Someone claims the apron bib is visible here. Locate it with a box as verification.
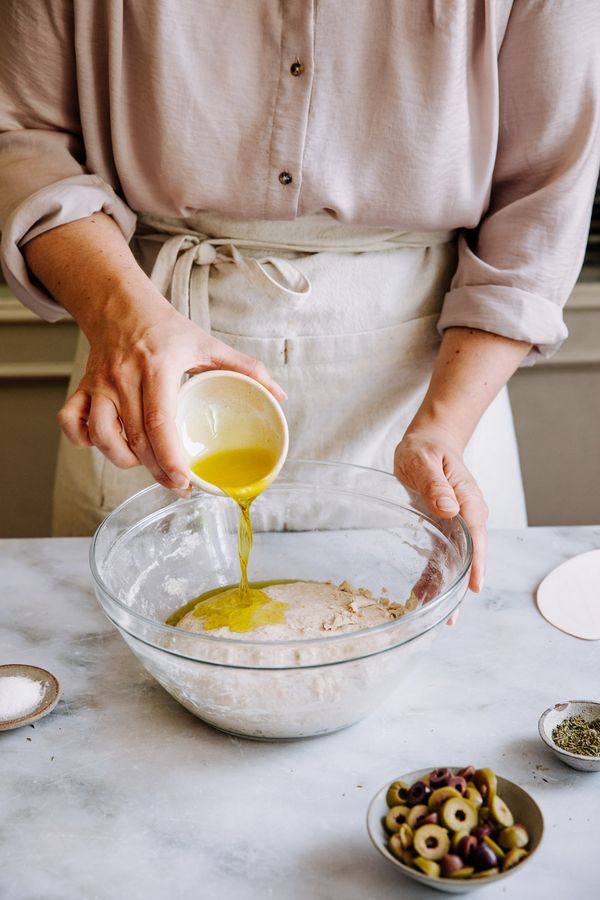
[52,212,527,534]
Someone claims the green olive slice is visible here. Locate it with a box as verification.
[428,786,462,811]
[503,848,529,871]
[471,867,500,879]
[490,794,514,828]
[397,823,414,850]
[463,785,483,809]
[440,796,478,833]
[413,857,441,878]
[389,829,414,861]
[498,824,529,849]
[449,867,475,879]
[384,804,411,833]
[386,780,411,807]
[407,804,430,830]
[474,768,497,803]
[451,829,469,851]
[483,835,506,860]
[413,824,450,861]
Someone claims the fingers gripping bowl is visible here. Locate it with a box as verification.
[90,460,472,740]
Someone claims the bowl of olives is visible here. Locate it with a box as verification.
[366,766,543,893]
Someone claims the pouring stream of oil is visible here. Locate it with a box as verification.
[167,447,289,633]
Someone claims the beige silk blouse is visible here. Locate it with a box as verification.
[0,1,599,360]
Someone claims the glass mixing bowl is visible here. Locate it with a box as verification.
[90,460,472,740]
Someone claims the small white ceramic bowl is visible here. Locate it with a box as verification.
[0,664,60,731]
[175,371,288,495]
[538,700,600,772]
[367,767,543,894]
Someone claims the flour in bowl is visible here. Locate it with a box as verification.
[175,580,416,639]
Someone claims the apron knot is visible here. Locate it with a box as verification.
[195,241,218,265]
[148,231,312,332]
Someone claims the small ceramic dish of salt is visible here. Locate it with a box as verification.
[0,664,60,731]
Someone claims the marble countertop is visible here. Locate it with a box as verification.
[1,528,599,900]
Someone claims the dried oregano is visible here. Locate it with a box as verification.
[552,715,600,756]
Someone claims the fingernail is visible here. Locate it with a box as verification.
[437,497,459,512]
[170,474,189,490]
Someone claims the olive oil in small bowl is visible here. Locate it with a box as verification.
[168,445,290,633]
[174,371,289,635]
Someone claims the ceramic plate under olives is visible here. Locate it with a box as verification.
[366,767,544,894]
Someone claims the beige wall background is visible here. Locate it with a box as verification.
[1,275,599,537]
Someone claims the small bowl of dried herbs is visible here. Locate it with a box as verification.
[538,701,600,772]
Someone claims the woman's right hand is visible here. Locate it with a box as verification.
[23,212,285,492]
[58,296,285,492]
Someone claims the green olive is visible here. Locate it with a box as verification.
[400,848,416,866]
[407,804,430,830]
[386,780,411,808]
[397,823,414,850]
[498,824,529,849]
[478,806,491,825]
[413,824,450,861]
[482,835,506,861]
[490,794,514,828]
[389,833,404,860]
[385,805,411,833]
[440,796,478,833]
[474,768,497,803]
[389,827,414,860]
[413,857,441,878]
[471,868,500,879]
[463,785,483,809]
[428,786,462,811]
[451,829,469,851]
[503,848,528,871]
[449,867,475,879]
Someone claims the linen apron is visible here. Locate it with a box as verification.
[52,212,527,535]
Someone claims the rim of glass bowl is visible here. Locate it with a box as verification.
[89,458,473,650]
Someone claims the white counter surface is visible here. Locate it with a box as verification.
[1,529,599,900]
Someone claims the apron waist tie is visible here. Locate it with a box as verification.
[148,232,312,330]
[142,219,456,332]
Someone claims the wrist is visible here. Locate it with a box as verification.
[404,402,471,453]
[23,211,176,339]
[74,275,174,342]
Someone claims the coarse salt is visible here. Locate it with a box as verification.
[0,676,43,720]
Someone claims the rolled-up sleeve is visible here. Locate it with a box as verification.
[0,1,136,322]
[438,1,600,364]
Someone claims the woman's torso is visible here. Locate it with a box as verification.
[74,0,514,228]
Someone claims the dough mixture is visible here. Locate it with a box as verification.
[175,580,415,640]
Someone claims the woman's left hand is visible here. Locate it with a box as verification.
[394,429,488,593]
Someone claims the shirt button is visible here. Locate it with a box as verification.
[290,60,304,77]
[279,171,293,186]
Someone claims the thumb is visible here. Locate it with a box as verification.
[396,448,460,518]
[207,339,287,402]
